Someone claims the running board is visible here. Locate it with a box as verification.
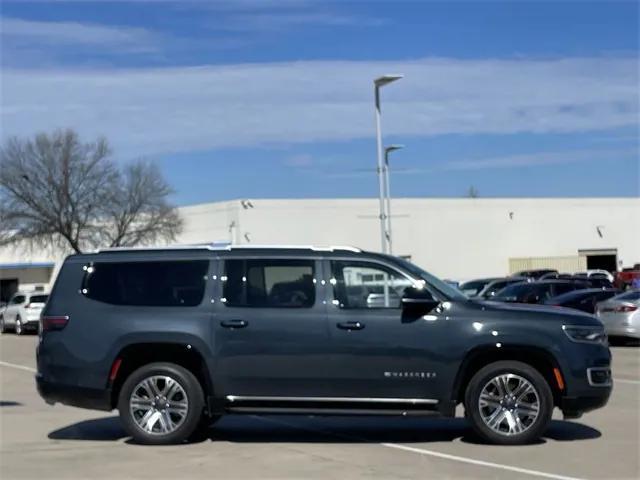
[224,395,440,416]
[226,406,441,416]
[226,395,438,404]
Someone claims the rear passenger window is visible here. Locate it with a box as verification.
[82,261,209,307]
[222,259,315,308]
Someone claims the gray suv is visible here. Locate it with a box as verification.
[37,245,612,445]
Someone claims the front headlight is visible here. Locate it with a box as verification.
[563,325,607,344]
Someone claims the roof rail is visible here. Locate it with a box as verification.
[95,244,361,253]
[95,245,223,253]
[225,245,361,252]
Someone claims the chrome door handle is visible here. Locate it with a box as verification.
[220,319,248,329]
[337,321,365,331]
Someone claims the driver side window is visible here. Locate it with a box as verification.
[330,261,413,309]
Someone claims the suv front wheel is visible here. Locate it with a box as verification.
[118,362,205,445]
[464,360,553,445]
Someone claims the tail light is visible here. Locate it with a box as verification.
[41,315,69,332]
[615,305,638,313]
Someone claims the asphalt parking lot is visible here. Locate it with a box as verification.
[1,335,638,480]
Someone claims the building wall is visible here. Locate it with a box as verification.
[1,197,638,287]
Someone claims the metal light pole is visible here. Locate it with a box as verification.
[384,144,404,255]
[374,74,403,254]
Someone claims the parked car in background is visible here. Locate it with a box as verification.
[543,288,620,314]
[512,269,558,279]
[574,270,615,283]
[0,292,49,335]
[476,277,530,299]
[596,290,640,340]
[493,280,590,304]
[459,277,500,296]
[615,265,640,290]
[539,272,575,280]
[584,276,614,289]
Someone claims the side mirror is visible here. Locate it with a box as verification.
[402,287,440,315]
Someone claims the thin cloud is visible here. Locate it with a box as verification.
[222,12,385,31]
[0,17,160,52]
[444,147,638,171]
[2,57,638,157]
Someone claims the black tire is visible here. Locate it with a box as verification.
[15,316,24,336]
[118,362,205,445]
[464,360,553,445]
[0,316,7,334]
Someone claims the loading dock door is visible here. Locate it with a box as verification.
[578,249,618,273]
[0,279,18,304]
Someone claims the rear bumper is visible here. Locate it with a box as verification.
[36,374,113,411]
[605,325,640,339]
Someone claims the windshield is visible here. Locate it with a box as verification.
[393,257,468,301]
[493,283,539,300]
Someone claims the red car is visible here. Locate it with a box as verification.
[615,264,640,289]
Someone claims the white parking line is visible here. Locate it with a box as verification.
[254,416,585,480]
[380,442,585,480]
[614,378,640,385]
[0,361,36,373]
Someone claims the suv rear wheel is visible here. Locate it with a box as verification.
[464,360,553,445]
[118,362,205,445]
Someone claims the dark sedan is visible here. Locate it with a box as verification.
[476,277,530,299]
[512,269,558,279]
[459,277,500,296]
[543,288,621,314]
[492,280,591,304]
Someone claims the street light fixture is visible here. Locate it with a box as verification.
[384,144,404,254]
[374,74,403,254]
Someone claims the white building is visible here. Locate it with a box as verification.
[1,197,638,301]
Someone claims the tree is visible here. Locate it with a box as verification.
[0,129,183,253]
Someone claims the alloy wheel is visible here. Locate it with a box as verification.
[478,373,540,436]
[15,318,22,335]
[129,375,189,435]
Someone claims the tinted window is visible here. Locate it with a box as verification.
[460,279,492,296]
[223,259,315,308]
[11,295,25,305]
[616,290,640,301]
[83,261,209,307]
[29,295,48,304]
[553,283,578,296]
[331,261,414,309]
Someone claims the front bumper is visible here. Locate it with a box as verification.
[561,390,611,418]
[36,374,113,411]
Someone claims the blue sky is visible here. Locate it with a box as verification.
[1,0,638,204]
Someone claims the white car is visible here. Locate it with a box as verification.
[575,269,615,283]
[595,290,640,340]
[0,292,49,335]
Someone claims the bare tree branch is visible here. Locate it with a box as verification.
[0,129,182,253]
